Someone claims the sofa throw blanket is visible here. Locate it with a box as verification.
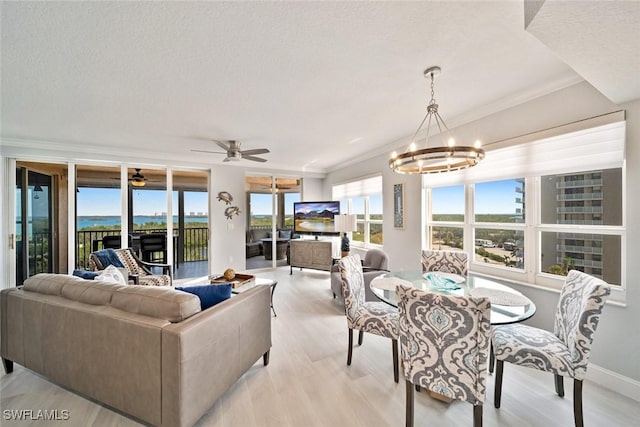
[93,249,124,268]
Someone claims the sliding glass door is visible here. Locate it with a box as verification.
[15,166,54,285]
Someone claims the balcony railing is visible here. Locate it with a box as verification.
[76,227,208,270]
[556,192,603,201]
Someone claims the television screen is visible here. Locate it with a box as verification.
[293,201,340,235]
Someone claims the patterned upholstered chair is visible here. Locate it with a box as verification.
[330,248,389,301]
[337,254,399,383]
[397,284,491,427]
[90,248,172,286]
[491,270,611,427]
[421,250,469,276]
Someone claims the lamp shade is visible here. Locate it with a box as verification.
[335,214,357,233]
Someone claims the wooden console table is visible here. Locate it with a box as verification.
[289,240,333,274]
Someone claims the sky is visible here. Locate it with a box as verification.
[432,179,521,214]
[77,188,208,216]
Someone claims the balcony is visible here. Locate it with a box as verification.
[556,244,603,255]
[556,179,603,188]
[556,192,603,201]
[556,206,603,214]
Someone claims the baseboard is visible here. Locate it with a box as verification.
[587,363,640,402]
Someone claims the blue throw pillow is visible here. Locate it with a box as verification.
[175,284,232,310]
[73,269,99,280]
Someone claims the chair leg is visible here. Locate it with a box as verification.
[392,338,399,383]
[473,404,483,427]
[358,330,364,346]
[489,343,494,374]
[555,374,565,397]
[263,350,270,366]
[347,328,354,366]
[574,379,584,427]
[405,379,414,427]
[494,360,504,408]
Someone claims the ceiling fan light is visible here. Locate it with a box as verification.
[131,179,145,187]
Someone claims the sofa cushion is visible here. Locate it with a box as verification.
[61,278,127,305]
[176,284,232,310]
[73,269,100,280]
[23,273,85,296]
[111,285,201,322]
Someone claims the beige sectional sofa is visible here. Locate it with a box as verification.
[0,273,272,427]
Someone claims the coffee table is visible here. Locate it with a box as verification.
[231,277,278,317]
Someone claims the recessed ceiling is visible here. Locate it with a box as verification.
[2,2,638,174]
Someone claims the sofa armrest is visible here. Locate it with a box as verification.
[161,285,271,427]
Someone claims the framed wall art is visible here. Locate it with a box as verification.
[393,183,405,229]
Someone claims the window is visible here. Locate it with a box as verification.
[474,179,525,270]
[428,185,464,250]
[423,117,625,297]
[332,175,383,247]
[539,168,622,285]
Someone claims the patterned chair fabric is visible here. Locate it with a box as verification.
[421,250,469,276]
[492,270,610,380]
[338,254,399,382]
[397,284,491,406]
[90,248,172,287]
[491,270,610,427]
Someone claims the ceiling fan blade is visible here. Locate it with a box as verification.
[241,148,270,156]
[242,155,268,163]
[223,157,231,162]
[190,149,227,154]
[214,140,231,151]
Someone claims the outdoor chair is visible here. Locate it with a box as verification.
[101,234,132,250]
[90,248,172,286]
[491,270,611,427]
[421,249,469,276]
[139,232,168,264]
[338,254,399,383]
[397,284,491,427]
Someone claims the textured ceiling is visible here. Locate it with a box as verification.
[1,1,638,174]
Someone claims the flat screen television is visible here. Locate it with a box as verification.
[293,201,340,236]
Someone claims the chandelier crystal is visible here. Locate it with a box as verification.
[389,66,485,174]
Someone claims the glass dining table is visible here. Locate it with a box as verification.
[370,271,536,325]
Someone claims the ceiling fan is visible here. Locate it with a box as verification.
[129,168,147,187]
[191,140,270,163]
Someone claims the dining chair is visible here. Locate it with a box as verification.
[331,248,389,301]
[421,249,469,276]
[491,270,611,427]
[397,284,491,427]
[337,254,399,383]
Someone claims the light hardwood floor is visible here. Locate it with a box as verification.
[2,267,639,426]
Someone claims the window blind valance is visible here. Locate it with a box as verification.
[423,120,625,188]
[332,175,382,199]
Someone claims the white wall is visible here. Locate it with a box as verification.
[325,81,640,386]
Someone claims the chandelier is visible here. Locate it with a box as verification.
[389,66,485,174]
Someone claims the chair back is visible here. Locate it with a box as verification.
[139,233,167,263]
[554,270,611,380]
[397,284,491,405]
[102,234,133,250]
[115,248,149,276]
[363,249,389,270]
[337,254,366,321]
[421,250,469,276]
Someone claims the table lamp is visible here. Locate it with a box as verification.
[335,214,357,257]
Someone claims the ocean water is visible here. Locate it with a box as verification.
[77,215,207,230]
